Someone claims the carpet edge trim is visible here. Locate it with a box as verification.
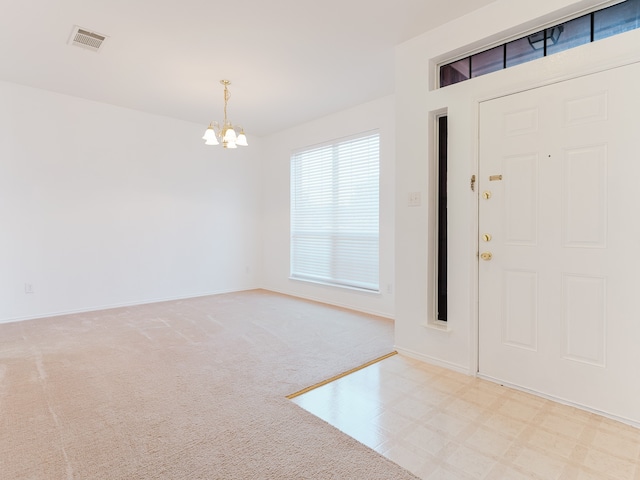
[286,351,398,399]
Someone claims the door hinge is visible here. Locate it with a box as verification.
[470,175,476,192]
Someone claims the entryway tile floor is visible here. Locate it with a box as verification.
[291,354,640,479]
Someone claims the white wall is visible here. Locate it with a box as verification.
[0,81,262,323]
[260,96,396,318]
[394,0,640,371]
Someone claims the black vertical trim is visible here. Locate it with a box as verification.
[437,116,448,322]
[591,12,595,42]
[503,43,507,69]
[543,28,548,56]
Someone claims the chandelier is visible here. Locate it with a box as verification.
[202,80,248,149]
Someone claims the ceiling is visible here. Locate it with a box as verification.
[0,0,497,137]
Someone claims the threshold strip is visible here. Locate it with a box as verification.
[286,351,398,400]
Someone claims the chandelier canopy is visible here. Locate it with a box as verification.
[202,80,248,149]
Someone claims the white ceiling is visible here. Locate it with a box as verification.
[0,0,497,137]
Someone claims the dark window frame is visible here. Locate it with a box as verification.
[439,0,640,88]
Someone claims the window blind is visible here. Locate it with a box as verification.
[290,132,380,291]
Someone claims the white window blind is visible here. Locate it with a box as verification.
[290,132,380,291]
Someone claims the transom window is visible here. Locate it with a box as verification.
[440,0,640,88]
[290,132,380,292]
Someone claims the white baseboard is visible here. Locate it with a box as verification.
[394,346,471,375]
[260,287,395,320]
[478,373,640,430]
[0,287,259,325]
[397,348,640,428]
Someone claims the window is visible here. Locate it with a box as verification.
[594,0,640,40]
[505,35,544,68]
[471,45,504,78]
[290,132,380,292]
[440,0,640,88]
[547,15,591,55]
[440,58,470,87]
[436,116,448,321]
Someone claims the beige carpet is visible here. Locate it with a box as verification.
[0,289,418,479]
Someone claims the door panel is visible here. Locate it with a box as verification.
[478,62,640,424]
[562,144,608,247]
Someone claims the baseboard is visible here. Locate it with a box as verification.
[394,346,471,375]
[478,373,640,430]
[0,286,260,325]
[260,287,395,320]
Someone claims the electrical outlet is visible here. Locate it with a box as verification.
[24,283,34,294]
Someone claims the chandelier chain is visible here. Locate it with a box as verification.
[223,85,230,124]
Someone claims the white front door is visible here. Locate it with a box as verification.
[478,62,640,424]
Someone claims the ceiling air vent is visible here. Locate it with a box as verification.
[68,26,108,52]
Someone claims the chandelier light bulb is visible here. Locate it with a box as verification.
[223,127,237,143]
[203,125,216,141]
[236,128,248,147]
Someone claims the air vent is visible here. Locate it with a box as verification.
[69,25,107,52]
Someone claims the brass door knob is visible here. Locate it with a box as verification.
[480,252,493,261]
[482,191,492,200]
[482,234,492,242]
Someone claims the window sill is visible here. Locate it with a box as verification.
[421,321,452,333]
[289,276,381,296]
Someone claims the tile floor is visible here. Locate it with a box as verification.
[291,354,640,480]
